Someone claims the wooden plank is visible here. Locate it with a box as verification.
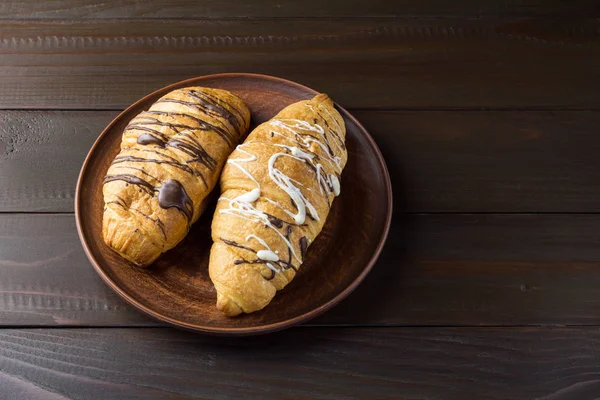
[2,1,403,18]
[3,213,600,327]
[0,214,156,326]
[328,213,600,326]
[1,0,597,18]
[4,110,600,213]
[0,111,111,212]
[0,18,598,109]
[360,110,600,213]
[0,327,599,399]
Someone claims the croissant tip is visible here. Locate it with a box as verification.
[102,215,161,267]
[312,93,332,105]
[216,293,243,317]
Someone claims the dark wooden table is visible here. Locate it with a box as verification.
[2,2,600,399]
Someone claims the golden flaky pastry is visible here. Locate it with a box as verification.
[210,93,348,316]
[103,87,250,266]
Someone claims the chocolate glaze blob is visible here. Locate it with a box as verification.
[158,179,194,222]
[104,174,195,224]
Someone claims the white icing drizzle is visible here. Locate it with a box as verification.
[247,234,272,252]
[234,187,260,203]
[305,137,343,170]
[268,151,319,224]
[312,102,346,150]
[220,197,301,263]
[257,250,279,262]
[275,143,338,197]
[247,234,281,263]
[320,103,344,132]
[219,105,344,271]
[264,197,297,220]
[272,130,342,173]
[266,263,279,273]
[331,173,341,196]
[288,145,313,160]
[227,145,262,202]
[270,120,343,172]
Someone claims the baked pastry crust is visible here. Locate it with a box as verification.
[103,87,251,267]
[210,94,347,316]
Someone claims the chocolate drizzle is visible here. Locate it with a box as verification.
[137,134,165,146]
[145,110,236,146]
[222,239,279,280]
[155,97,240,146]
[111,165,160,182]
[132,116,207,134]
[186,89,245,131]
[267,214,284,229]
[312,106,346,150]
[280,225,297,272]
[128,125,168,142]
[288,127,337,159]
[132,135,215,187]
[234,259,266,266]
[157,179,194,222]
[130,207,168,239]
[133,112,227,152]
[221,226,297,281]
[104,175,194,223]
[112,154,194,175]
[299,236,308,260]
[281,145,333,199]
[105,199,167,239]
[221,238,256,253]
[103,174,154,194]
[167,136,217,170]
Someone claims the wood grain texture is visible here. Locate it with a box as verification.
[326,213,600,326]
[4,213,600,327]
[0,111,109,212]
[362,110,600,213]
[0,0,599,19]
[1,327,600,399]
[0,18,599,109]
[4,110,600,213]
[1,0,400,18]
[0,214,155,326]
[1,0,598,18]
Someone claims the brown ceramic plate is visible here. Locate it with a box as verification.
[76,73,392,335]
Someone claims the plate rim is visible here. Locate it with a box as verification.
[75,72,393,335]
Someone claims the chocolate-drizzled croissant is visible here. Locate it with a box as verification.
[210,94,347,316]
[103,87,251,266]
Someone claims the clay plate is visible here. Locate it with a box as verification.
[75,73,392,335]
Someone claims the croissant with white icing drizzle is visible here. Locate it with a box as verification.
[210,93,348,316]
[103,87,251,266]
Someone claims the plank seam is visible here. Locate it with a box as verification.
[6,212,600,216]
[0,16,589,21]
[0,26,486,50]
[0,324,598,329]
[1,107,600,112]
